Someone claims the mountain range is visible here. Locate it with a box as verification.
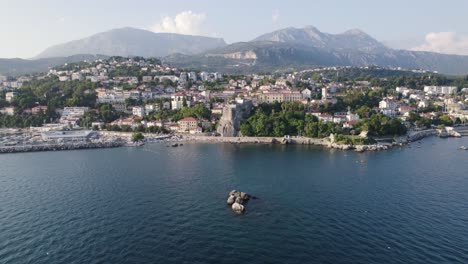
[2,26,468,76]
[166,26,468,75]
[34,27,226,59]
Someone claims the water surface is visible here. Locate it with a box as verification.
[1,137,467,263]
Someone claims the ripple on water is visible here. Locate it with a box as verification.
[0,138,468,263]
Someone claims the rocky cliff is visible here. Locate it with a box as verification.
[217,100,253,137]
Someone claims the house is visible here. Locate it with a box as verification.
[132,106,145,117]
[301,88,312,99]
[379,99,400,110]
[146,120,163,127]
[142,76,153,82]
[91,122,105,129]
[162,102,171,110]
[178,117,198,132]
[399,105,413,115]
[5,91,18,102]
[381,109,398,117]
[321,88,329,100]
[59,76,70,82]
[343,120,357,129]
[424,86,457,95]
[189,126,203,134]
[60,107,89,126]
[261,90,302,103]
[110,116,142,128]
[418,100,429,108]
[200,72,209,81]
[346,111,360,122]
[71,73,83,81]
[313,113,333,122]
[145,104,159,114]
[0,107,15,116]
[171,94,191,110]
[32,106,48,115]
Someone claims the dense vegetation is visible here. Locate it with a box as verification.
[240,102,407,140]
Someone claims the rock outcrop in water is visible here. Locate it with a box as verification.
[227,190,252,214]
[217,100,253,137]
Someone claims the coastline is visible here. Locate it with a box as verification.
[0,129,450,154]
[0,141,124,154]
[176,129,439,152]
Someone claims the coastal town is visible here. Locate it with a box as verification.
[0,57,467,153]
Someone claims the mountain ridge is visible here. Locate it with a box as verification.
[34,27,227,59]
[164,26,468,75]
[2,26,468,75]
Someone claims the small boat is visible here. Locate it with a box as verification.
[171,143,179,147]
[459,146,467,150]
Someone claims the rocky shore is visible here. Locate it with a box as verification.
[178,129,441,152]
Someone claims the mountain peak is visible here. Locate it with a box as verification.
[303,25,320,32]
[35,27,226,59]
[252,26,387,53]
[342,28,367,36]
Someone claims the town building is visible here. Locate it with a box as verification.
[171,94,191,110]
[5,91,18,102]
[178,117,200,133]
[132,106,145,117]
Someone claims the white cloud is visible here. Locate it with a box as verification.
[150,11,207,35]
[412,32,468,55]
[272,9,280,24]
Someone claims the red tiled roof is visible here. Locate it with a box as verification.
[179,117,197,122]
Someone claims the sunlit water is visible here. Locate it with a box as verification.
[1,137,467,263]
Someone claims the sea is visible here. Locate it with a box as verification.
[0,136,467,264]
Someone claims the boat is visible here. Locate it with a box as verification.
[171,143,179,147]
[459,146,467,150]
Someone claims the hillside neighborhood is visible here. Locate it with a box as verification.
[0,57,467,150]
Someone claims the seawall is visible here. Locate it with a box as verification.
[0,141,124,154]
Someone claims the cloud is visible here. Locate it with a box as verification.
[412,32,468,55]
[272,9,280,24]
[150,11,207,35]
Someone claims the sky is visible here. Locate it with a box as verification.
[1,0,468,58]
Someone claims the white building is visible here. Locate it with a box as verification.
[5,92,18,102]
[71,73,83,81]
[171,94,190,110]
[142,76,153,82]
[60,107,89,125]
[59,76,70,82]
[346,111,360,122]
[188,72,197,82]
[321,88,329,100]
[200,72,209,81]
[423,86,457,95]
[132,106,145,117]
[145,104,159,114]
[261,90,302,103]
[301,88,312,99]
[0,107,15,116]
[379,99,400,110]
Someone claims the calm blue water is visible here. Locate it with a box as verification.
[1,137,468,264]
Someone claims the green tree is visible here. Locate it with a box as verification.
[132,132,144,142]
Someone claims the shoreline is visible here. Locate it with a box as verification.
[0,129,458,154]
[0,141,124,154]
[174,129,440,152]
